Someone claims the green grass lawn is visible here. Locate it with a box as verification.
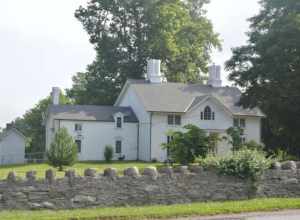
[0,161,161,180]
[0,198,300,220]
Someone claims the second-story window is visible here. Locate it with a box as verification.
[233,118,246,128]
[167,114,181,125]
[75,123,82,131]
[201,106,215,120]
[116,117,122,128]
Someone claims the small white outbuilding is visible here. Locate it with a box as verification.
[0,128,26,165]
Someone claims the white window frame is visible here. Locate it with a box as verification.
[167,114,181,126]
[233,118,246,128]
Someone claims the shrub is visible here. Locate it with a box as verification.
[104,145,114,163]
[198,149,273,181]
[47,128,78,171]
[243,140,264,151]
[162,124,213,165]
[224,127,244,151]
[197,154,221,170]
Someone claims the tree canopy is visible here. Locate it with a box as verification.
[13,92,71,158]
[67,0,220,105]
[226,0,300,156]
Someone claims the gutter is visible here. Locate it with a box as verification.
[149,112,153,161]
[137,123,140,161]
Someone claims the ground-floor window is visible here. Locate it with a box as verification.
[75,140,82,153]
[115,140,122,154]
[166,136,174,157]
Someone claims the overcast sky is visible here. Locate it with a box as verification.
[0,0,261,128]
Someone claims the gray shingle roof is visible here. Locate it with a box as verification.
[129,80,265,117]
[47,105,138,123]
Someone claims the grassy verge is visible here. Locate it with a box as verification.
[0,161,161,179]
[1,198,300,220]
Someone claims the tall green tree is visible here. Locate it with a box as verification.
[13,92,71,158]
[67,0,220,105]
[47,128,78,171]
[226,0,300,156]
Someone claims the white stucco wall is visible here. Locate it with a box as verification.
[47,120,138,161]
[118,86,151,161]
[0,131,25,165]
[149,99,262,161]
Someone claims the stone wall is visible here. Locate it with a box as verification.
[1,162,300,210]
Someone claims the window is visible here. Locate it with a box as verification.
[75,124,82,131]
[116,117,122,128]
[175,115,181,125]
[201,106,215,120]
[115,140,122,154]
[204,106,212,120]
[167,136,173,144]
[75,140,82,153]
[233,118,246,128]
[167,136,173,157]
[167,114,181,125]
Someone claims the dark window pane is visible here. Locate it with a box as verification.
[212,112,215,120]
[233,118,239,127]
[75,140,81,153]
[240,119,246,128]
[115,141,122,154]
[75,124,82,131]
[116,117,122,128]
[175,115,181,125]
[204,106,212,120]
[200,112,203,120]
[167,115,174,125]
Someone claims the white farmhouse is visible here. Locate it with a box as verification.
[0,128,26,165]
[45,60,265,162]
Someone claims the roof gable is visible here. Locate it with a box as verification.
[121,80,265,117]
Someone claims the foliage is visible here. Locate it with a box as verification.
[68,0,220,105]
[225,0,300,156]
[162,124,217,165]
[104,145,114,163]
[12,92,71,158]
[244,140,264,151]
[199,149,272,180]
[197,153,221,170]
[224,127,244,151]
[47,128,78,171]
[270,149,298,162]
[207,133,221,155]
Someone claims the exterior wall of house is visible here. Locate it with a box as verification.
[243,116,261,143]
[46,119,138,161]
[117,86,151,161]
[150,99,262,162]
[0,131,25,165]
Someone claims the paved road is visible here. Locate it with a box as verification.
[164,210,300,220]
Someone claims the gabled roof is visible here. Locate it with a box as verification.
[116,79,265,117]
[0,128,26,142]
[47,105,138,123]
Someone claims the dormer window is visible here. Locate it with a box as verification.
[116,117,122,128]
[201,106,215,120]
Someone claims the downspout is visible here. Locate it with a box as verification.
[149,112,153,161]
[137,123,140,161]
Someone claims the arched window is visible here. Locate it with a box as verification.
[201,106,215,120]
[204,106,212,120]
